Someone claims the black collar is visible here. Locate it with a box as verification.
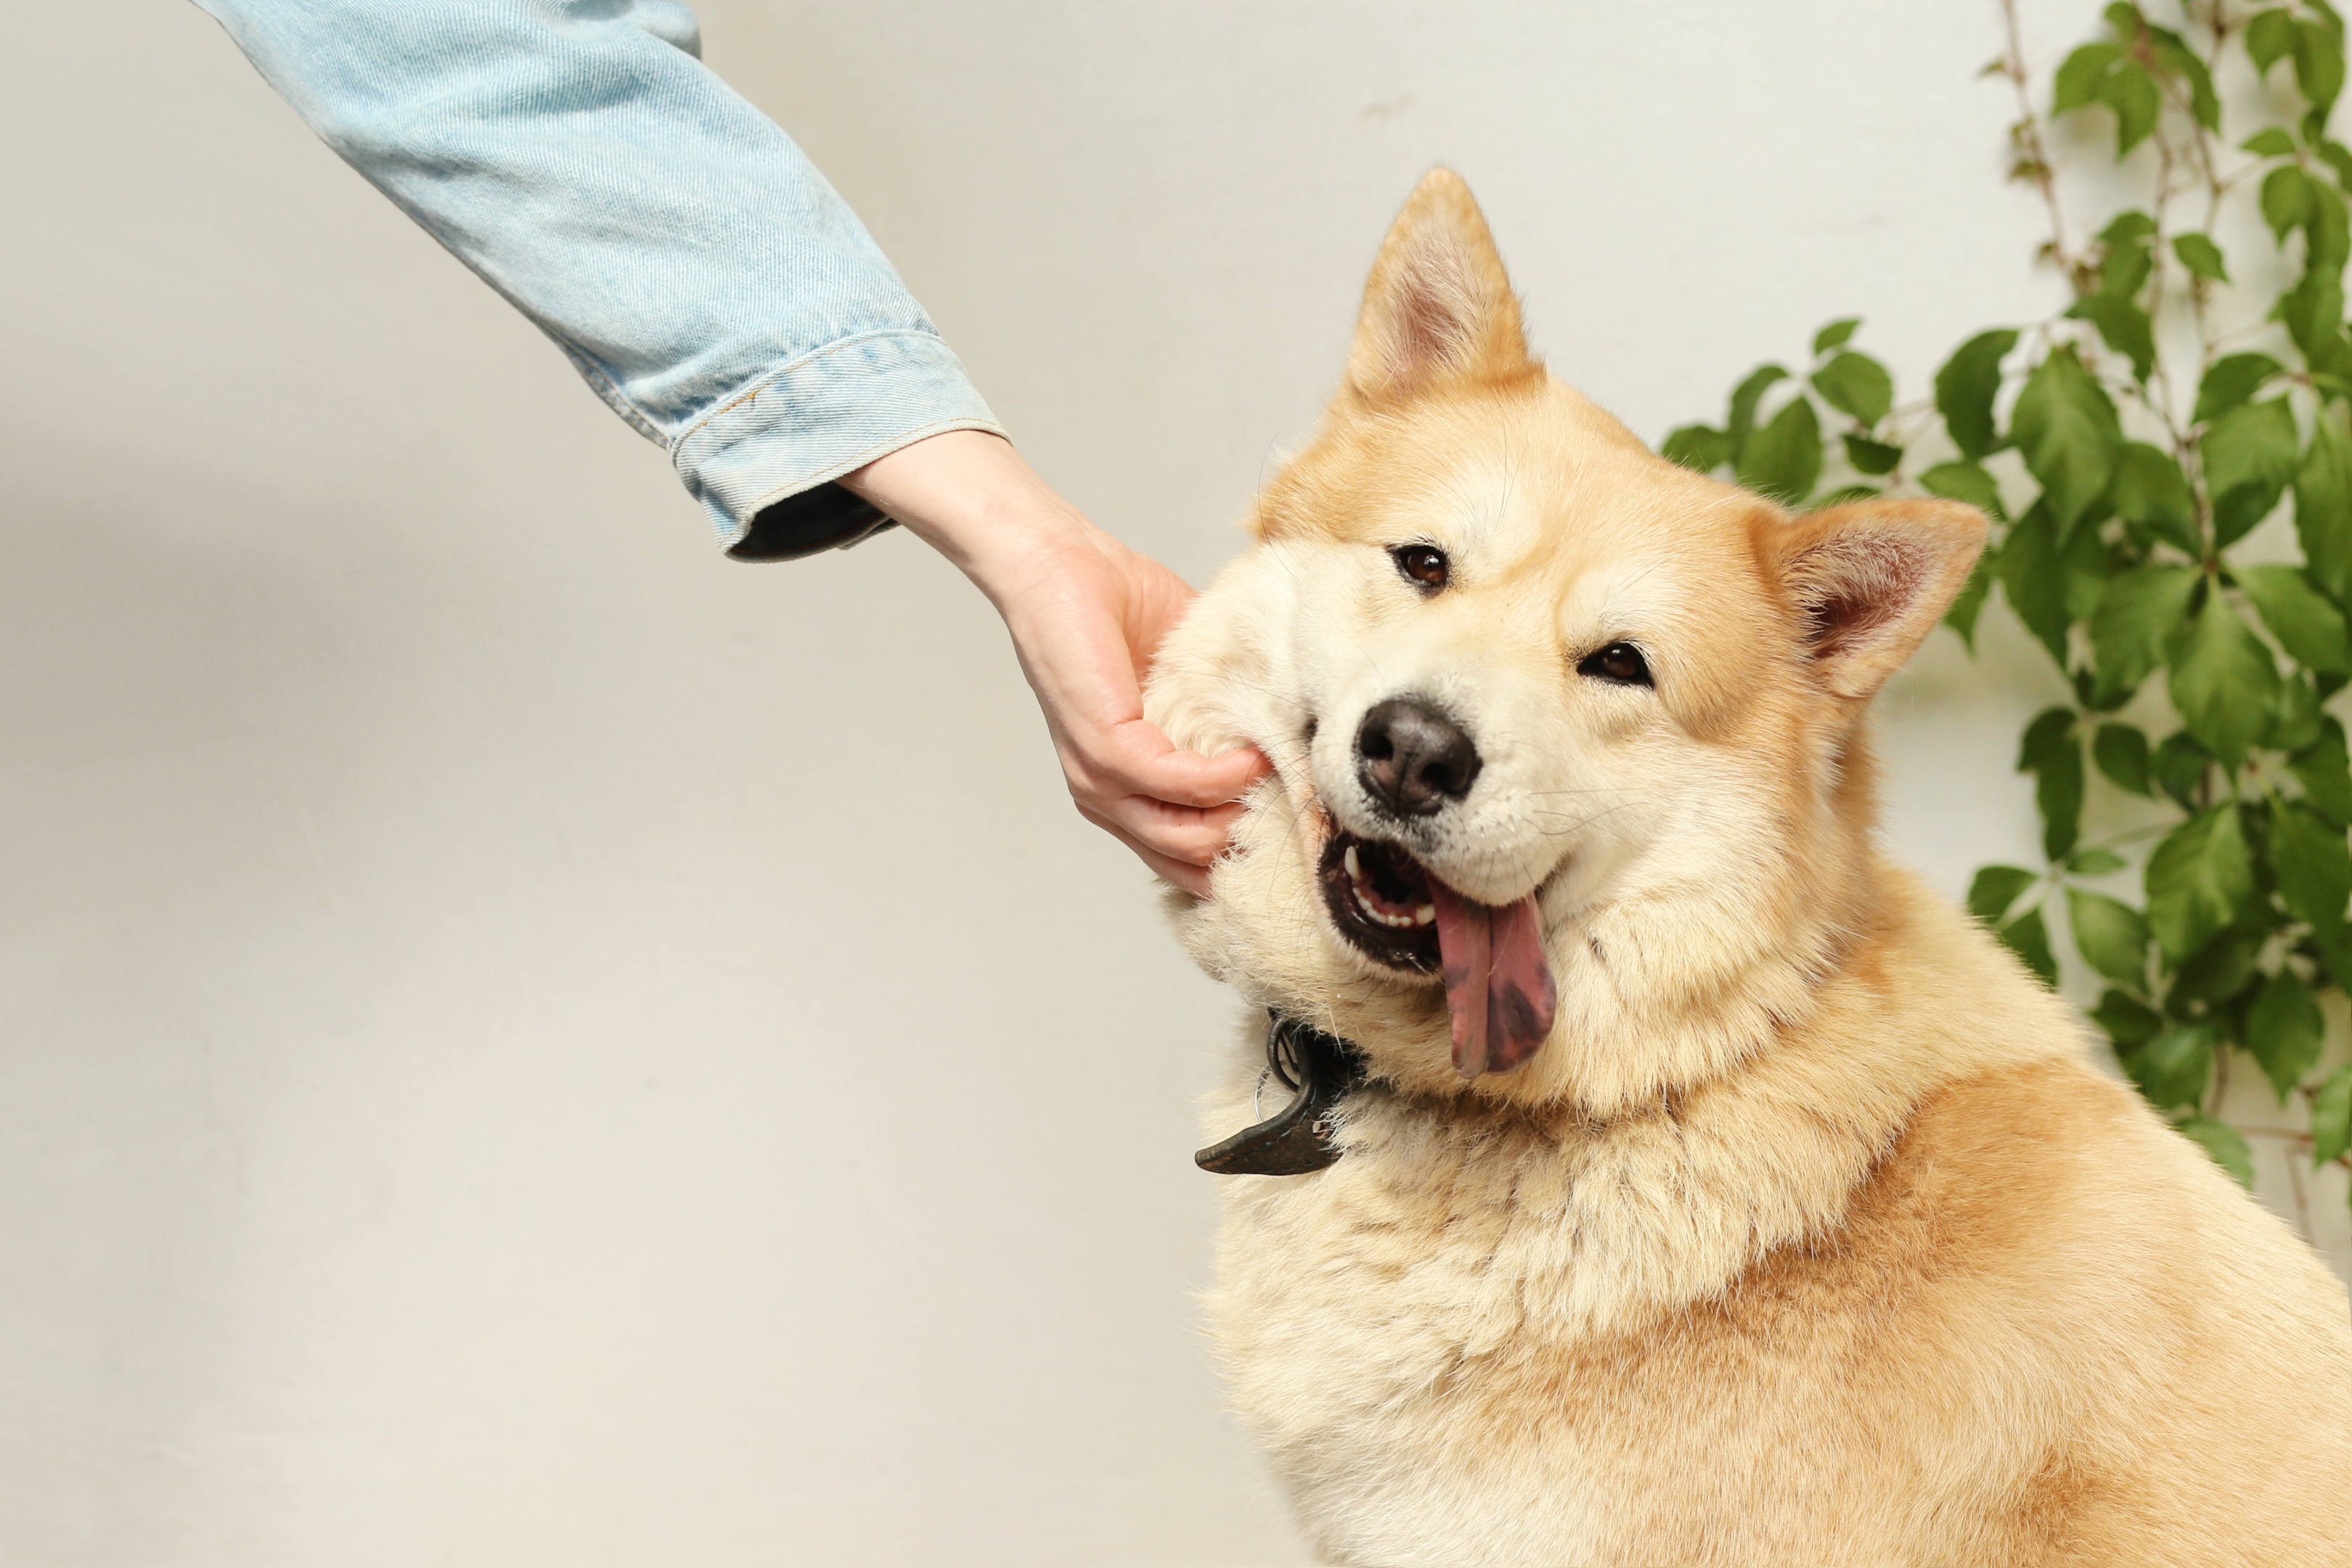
[1195,1010,1369,1176]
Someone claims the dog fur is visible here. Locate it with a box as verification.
[1143,170,2352,1566]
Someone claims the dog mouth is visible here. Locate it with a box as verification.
[1317,829,1559,1077]
[1318,831,1442,971]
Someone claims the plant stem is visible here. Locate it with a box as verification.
[2001,0,2086,288]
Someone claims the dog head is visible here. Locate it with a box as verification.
[1146,170,1985,1113]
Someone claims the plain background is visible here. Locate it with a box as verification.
[3,1,2345,1564]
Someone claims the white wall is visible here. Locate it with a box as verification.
[1,2,2338,1564]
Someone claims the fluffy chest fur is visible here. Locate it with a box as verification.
[1206,1028,2351,1568]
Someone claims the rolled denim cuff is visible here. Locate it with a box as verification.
[671,327,1003,560]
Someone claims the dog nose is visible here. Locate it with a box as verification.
[1355,697,1482,817]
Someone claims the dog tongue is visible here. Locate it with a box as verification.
[1427,879,1556,1077]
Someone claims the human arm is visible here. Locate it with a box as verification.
[841,433,1268,896]
[189,0,997,556]
[190,0,1266,884]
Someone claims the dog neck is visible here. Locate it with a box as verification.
[1286,867,2073,1339]
[1196,1012,1367,1176]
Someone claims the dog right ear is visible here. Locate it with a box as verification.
[1764,497,1990,703]
[1343,169,1536,405]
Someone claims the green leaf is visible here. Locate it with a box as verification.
[2127,1021,2216,1110]
[2094,722,2152,795]
[2293,718,2352,827]
[2020,706,2085,861]
[2242,126,2300,157]
[1813,318,1861,356]
[2271,674,2327,753]
[2279,261,2348,362]
[2312,920,2352,997]
[1812,485,1880,508]
[2147,24,2221,130]
[1969,864,2038,924]
[2153,730,2213,809]
[2170,928,2261,1005]
[1944,551,1995,650]
[2054,41,2125,113]
[2091,565,2201,695]
[2094,988,2163,1050]
[2250,8,2301,77]
[2000,905,2059,988]
[1919,460,2006,520]
[2201,398,2298,547]
[2310,181,2352,270]
[1662,423,1732,473]
[2239,564,2352,674]
[2062,515,2115,626]
[2067,888,2149,988]
[2323,138,2352,190]
[1843,434,1902,475]
[1935,330,2020,461]
[2097,60,2163,155]
[1737,394,1823,506]
[2173,1116,2256,1188]
[2311,1063,2352,1166]
[1726,364,1789,460]
[2297,17,2347,120]
[2108,444,2200,555]
[2066,293,2157,383]
[2145,804,2255,963]
[2000,504,2074,669]
[2271,799,2352,932]
[2247,970,2326,1101]
[2070,846,2128,875]
[2012,348,2122,535]
[2194,353,2283,425]
[1811,351,1894,428]
[2264,163,2316,240]
[2297,403,2352,602]
[2167,590,2283,768]
[2171,232,2231,283]
[2202,396,2300,497]
[2094,211,2157,298]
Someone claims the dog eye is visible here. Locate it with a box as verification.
[1577,642,1652,687]
[1389,544,1449,592]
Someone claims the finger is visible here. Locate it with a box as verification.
[1090,795,1251,868]
[1080,806,1214,897]
[1090,721,1273,809]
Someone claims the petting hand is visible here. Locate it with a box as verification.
[841,430,1270,896]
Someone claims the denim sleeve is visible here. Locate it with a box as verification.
[191,0,1004,560]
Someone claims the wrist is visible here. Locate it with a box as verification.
[841,430,1107,604]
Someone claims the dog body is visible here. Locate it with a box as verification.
[1144,173,2352,1565]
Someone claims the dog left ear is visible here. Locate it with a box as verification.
[1343,168,1535,404]
[1765,498,1988,701]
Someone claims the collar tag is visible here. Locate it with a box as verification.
[1196,1011,1368,1176]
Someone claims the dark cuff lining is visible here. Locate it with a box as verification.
[726,481,899,562]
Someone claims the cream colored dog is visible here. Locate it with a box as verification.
[1143,171,2352,1567]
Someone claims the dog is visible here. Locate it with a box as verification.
[1143,170,2352,1566]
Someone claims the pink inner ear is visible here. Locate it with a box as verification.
[1803,539,1929,661]
[1384,242,1477,392]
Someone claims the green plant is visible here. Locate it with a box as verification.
[1665,0,2352,1199]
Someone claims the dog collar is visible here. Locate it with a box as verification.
[1195,1010,1368,1176]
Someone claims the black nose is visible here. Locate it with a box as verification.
[1355,697,1482,817]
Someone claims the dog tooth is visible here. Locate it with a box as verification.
[1344,844,1362,883]
[1415,905,1436,925]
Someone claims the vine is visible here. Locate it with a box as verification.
[1666,0,2352,1201]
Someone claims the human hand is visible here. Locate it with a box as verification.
[841,430,1270,896]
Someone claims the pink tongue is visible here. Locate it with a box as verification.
[1426,880,1556,1077]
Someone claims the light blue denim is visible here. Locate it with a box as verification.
[192,0,1003,559]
